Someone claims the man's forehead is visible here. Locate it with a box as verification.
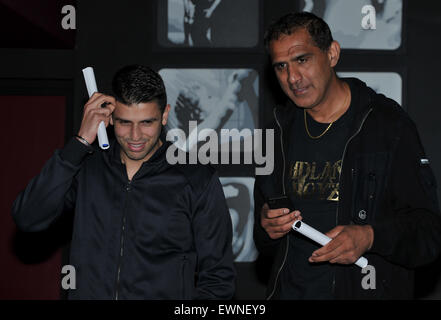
[270,43,312,61]
[270,29,317,56]
[114,100,162,116]
[115,100,161,109]
[287,44,310,56]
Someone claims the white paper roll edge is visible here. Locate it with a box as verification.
[82,67,98,97]
[82,67,110,150]
[292,220,368,268]
[97,121,110,149]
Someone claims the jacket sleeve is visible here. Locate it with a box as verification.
[11,138,92,232]
[191,172,236,299]
[370,120,441,268]
[253,178,282,258]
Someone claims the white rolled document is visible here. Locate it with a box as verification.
[292,220,368,268]
[82,67,110,150]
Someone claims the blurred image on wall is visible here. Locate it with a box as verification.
[301,0,402,50]
[338,72,402,105]
[160,68,259,150]
[159,0,259,48]
[220,177,258,262]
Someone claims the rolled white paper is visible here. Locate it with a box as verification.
[292,220,368,268]
[82,67,110,150]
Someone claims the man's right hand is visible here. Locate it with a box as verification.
[77,93,116,144]
[261,203,302,240]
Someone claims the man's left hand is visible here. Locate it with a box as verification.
[308,225,374,265]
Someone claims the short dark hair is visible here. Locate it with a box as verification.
[264,12,333,52]
[112,65,167,113]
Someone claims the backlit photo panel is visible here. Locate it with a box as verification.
[301,0,402,50]
[159,68,259,143]
[220,177,258,262]
[159,0,259,48]
[337,72,402,105]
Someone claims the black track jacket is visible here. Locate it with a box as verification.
[254,78,441,299]
[12,138,235,299]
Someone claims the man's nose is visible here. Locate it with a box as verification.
[130,125,141,141]
[287,65,302,85]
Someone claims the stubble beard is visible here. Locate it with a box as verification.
[119,134,163,163]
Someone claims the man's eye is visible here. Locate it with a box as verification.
[274,63,286,71]
[297,57,308,64]
[119,120,130,125]
[141,120,153,126]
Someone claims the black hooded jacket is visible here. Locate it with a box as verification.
[253,78,441,299]
[12,138,235,299]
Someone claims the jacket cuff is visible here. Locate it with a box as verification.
[60,137,94,166]
[369,221,391,254]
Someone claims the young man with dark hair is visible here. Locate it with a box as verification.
[12,65,235,299]
[254,12,441,299]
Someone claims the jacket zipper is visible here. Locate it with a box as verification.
[332,107,373,297]
[181,255,188,299]
[115,180,131,300]
[267,108,289,300]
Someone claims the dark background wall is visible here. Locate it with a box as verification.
[1,0,441,299]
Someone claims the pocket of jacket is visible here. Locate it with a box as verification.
[417,160,439,209]
[351,152,389,224]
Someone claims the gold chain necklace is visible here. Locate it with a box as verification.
[304,109,334,139]
[304,86,349,139]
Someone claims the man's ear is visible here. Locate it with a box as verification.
[110,114,114,126]
[327,40,341,68]
[162,104,171,126]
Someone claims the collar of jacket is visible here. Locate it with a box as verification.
[105,138,173,178]
[272,77,375,142]
[268,77,376,196]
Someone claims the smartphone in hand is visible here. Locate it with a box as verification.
[267,195,294,211]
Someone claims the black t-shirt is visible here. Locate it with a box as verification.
[278,80,358,299]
